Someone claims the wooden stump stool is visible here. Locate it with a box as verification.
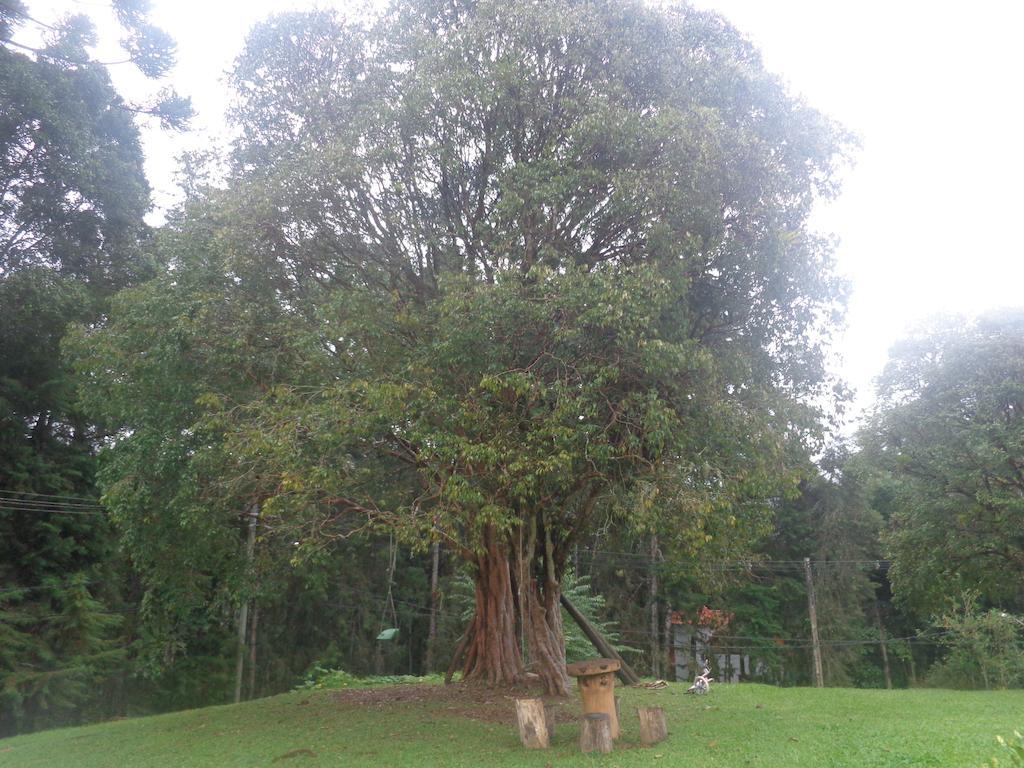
[566,658,621,738]
[580,712,613,754]
[637,706,667,745]
[514,698,550,749]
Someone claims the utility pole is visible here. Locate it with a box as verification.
[234,504,259,704]
[649,534,660,678]
[803,557,824,688]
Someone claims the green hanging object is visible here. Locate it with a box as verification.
[376,627,399,641]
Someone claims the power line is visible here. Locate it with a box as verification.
[0,495,105,514]
[3,579,952,656]
[0,504,104,515]
[0,489,102,504]
[575,549,890,570]
[0,501,106,516]
[0,495,104,511]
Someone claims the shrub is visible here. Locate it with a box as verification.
[928,594,1024,690]
[293,665,443,691]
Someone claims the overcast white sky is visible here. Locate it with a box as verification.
[23,0,1024,430]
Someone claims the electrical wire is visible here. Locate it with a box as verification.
[0,489,103,504]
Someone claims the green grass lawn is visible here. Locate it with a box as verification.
[2,682,1019,767]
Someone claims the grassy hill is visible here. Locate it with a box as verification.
[2,681,1020,767]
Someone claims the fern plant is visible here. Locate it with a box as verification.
[561,570,637,662]
[450,568,636,664]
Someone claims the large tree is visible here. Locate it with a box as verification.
[1,0,190,495]
[0,0,189,733]
[77,0,850,695]
[862,310,1024,613]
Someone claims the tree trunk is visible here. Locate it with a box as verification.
[875,603,891,690]
[663,605,674,681]
[649,534,660,678]
[233,504,259,704]
[247,603,259,699]
[561,595,641,685]
[518,513,571,696]
[462,528,524,687]
[425,540,440,672]
[445,630,470,684]
[463,520,572,696]
[521,567,571,696]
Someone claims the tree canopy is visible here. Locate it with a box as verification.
[861,310,1024,613]
[71,0,852,696]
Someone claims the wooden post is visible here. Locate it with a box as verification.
[637,707,668,746]
[803,557,824,688]
[515,699,550,749]
[560,595,641,685]
[580,713,613,754]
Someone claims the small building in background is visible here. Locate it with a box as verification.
[669,606,764,683]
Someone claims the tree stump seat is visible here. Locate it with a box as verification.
[514,698,551,749]
[566,658,621,738]
[580,712,613,753]
[637,706,668,745]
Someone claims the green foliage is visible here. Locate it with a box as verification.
[0,2,189,735]
[862,310,1024,613]
[0,575,126,736]
[65,199,332,679]
[560,570,635,663]
[293,665,444,691]
[450,567,633,663]
[68,0,852,701]
[987,731,1024,767]
[294,666,361,691]
[0,1,156,499]
[928,595,1024,691]
[211,0,851,565]
[658,452,886,687]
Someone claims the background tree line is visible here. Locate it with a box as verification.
[3,0,1023,738]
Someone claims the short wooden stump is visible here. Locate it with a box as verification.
[637,706,667,745]
[566,658,621,739]
[580,712,613,754]
[514,699,550,749]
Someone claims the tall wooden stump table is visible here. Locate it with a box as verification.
[566,658,621,739]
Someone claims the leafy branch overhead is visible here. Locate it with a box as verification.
[1,0,192,130]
